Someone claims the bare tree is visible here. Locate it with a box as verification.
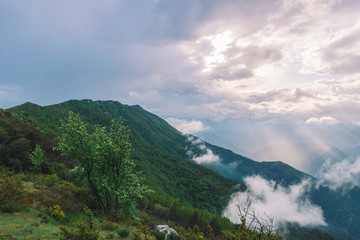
[236,193,278,238]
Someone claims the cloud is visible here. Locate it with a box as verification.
[193,150,220,164]
[318,157,360,186]
[1,0,360,171]
[223,176,326,227]
[186,136,221,164]
[306,116,339,125]
[166,118,208,134]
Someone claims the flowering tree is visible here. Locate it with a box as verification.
[56,111,151,217]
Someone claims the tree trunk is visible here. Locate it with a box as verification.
[86,171,105,212]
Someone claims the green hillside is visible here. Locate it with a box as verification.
[8,100,237,214]
[3,99,356,239]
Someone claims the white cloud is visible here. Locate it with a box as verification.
[193,149,220,164]
[166,118,208,134]
[186,136,221,164]
[223,176,326,227]
[319,157,360,186]
[306,116,339,125]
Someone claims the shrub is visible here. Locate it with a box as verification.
[48,205,65,220]
[184,225,205,240]
[0,170,24,207]
[117,228,130,238]
[59,207,99,240]
[0,233,16,240]
[168,233,181,240]
[105,233,114,239]
[132,223,155,240]
[27,174,93,212]
[100,219,117,231]
[152,230,166,240]
[0,202,22,213]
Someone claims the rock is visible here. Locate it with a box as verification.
[155,225,178,238]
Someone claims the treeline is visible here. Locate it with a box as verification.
[0,109,67,173]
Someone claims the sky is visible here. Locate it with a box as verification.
[1,0,360,176]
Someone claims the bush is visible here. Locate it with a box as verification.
[152,230,166,240]
[59,207,99,240]
[105,233,114,239]
[27,174,93,212]
[132,223,155,240]
[168,233,181,240]
[100,219,117,231]
[184,225,205,240]
[0,233,16,240]
[117,228,130,238]
[0,202,22,213]
[0,170,25,207]
[48,205,65,220]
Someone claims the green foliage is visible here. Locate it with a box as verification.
[132,223,155,240]
[0,169,25,208]
[26,173,93,212]
[29,144,44,171]
[48,205,65,220]
[100,219,118,231]
[117,227,130,238]
[56,111,152,217]
[0,234,16,240]
[0,110,59,173]
[152,230,166,240]
[0,202,23,214]
[59,207,100,240]
[282,223,338,240]
[184,225,205,240]
[168,233,181,240]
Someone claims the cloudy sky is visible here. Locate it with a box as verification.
[1,0,360,174]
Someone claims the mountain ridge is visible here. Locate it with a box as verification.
[6,99,360,239]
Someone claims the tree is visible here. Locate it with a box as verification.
[236,193,283,240]
[55,111,151,217]
[29,144,44,171]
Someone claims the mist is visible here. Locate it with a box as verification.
[223,176,326,227]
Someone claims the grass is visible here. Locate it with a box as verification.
[0,207,134,240]
[0,208,59,239]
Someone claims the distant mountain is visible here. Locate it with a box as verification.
[342,145,360,159]
[186,137,360,239]
[7,99,360,239]
[248,141,348,177]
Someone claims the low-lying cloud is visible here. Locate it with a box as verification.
[223,176,326,227]
[186,136,221,164]
[166,118,209,134]
[318,157,360,186]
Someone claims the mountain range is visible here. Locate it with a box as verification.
[5,99,360,239]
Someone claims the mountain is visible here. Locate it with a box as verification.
[249,141,348,177]
[186,137,360,239]
[8,100,238,214]
[7,99,360,239]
